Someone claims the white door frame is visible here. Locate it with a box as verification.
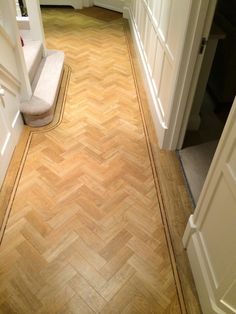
[176,0,218,149]
[163,0,217,150]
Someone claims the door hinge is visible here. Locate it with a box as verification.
[199,37,208,55]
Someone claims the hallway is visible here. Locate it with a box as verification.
[0,7,182,313]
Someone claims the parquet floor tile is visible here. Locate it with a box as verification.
[0,7,184,313]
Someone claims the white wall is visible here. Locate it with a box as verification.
[125,0,193,148]
[39,0,126,11]
[93,0,124,12]
[39,0,93,9]
[40,0,125,12]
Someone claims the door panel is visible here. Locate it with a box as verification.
[159,56,173,116]
[159,0,171,40]
[183,97,236,313]
[153,0,161,26]
[167,0,189,60]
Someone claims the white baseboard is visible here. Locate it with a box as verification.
[93,0,123,13]
[40,0,121,11]
[125,8,166,147]
[39,0,83,9]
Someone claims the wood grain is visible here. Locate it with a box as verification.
[0,6,200,313]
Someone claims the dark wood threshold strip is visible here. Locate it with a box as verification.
[124,21,202,314]
[0,65,71,243]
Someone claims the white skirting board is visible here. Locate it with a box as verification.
[40,0,123,11]
[93,0,124,13]
[39,0,92,9]
[124,7,166,147]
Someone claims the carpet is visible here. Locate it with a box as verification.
[179,140,218,205]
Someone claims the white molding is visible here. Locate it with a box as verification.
[123,6,129,19]
[16,16,30,30]
[175,0,218,149]
[25,0,46,53]
[39,0,84,9]
[186,235,223,314]
[15,0,22,17]
[40,0,94,9]
[126,7,167,146]
[39,0,124,12]
[0,25,15,48]
[83,0,93,7]
[0,65,21,88]
[182,214,196,247]
[93,0,124,13]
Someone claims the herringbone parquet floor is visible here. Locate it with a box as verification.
[0,7,183,313]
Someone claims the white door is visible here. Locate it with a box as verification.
[93,0,124,12]
[0,6,23,187]
[183,97,236,313]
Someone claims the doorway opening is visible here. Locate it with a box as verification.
[178,0,236,206]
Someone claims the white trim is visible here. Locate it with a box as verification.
[1,133,11,156]
[25,0,46,53]
[16,16,30,30]
[126,1,211,149]
[83,0,93,7]
[182,214,196,247]
[40,0,84,9]
[0,65,21,88]
[186,235,224,314]
[93,0,124,13]
[5,0,32,101]
[123,5,129,19]
[176,0,218,149]
[125,7,167,143]
[0,25,15,48]
[12,110,21,128]
[162,0,214,149]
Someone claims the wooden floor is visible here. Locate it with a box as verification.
[0,7,199,314]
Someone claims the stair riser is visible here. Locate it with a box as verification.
[20,50,64,127]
